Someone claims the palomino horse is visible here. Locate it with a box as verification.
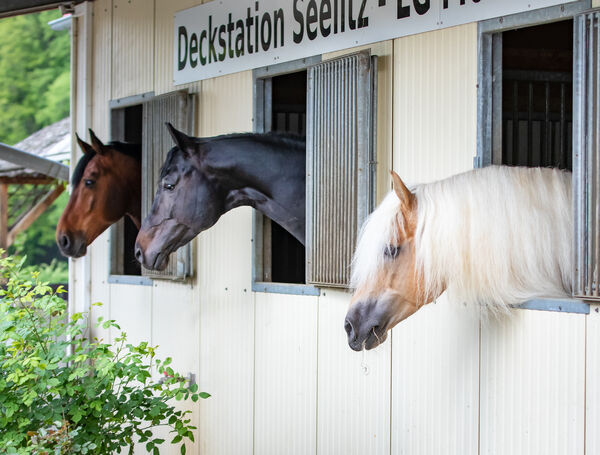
[345,166,572,351]
[134,124,305,271]
[56,131,141,258]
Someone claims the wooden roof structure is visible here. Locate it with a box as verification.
[0,118,70,250]
[0,1,88,19]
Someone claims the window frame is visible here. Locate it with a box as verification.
[106,90,195,285]
[252,56,321,296]
[107,92,154,286]
[476,0,591,314]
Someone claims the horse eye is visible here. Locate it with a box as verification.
[163,182,175,191]
[384,245,402,259]
[84,179,95,187]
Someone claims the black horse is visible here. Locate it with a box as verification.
[135,124,305,271]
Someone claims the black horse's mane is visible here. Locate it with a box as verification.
[200,131,305,149]
[71,141,141,187]
[159,132,305,180]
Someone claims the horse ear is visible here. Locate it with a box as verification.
[391,170,415,212]
[88,129,106,155]
[75,133,94,155]
[166,123,192,153]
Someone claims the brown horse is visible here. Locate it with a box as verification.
[56,130,141,258]
[345,166,572,351]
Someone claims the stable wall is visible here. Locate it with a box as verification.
[69,1,595,454]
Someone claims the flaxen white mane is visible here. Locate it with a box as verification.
[351,166,572,314]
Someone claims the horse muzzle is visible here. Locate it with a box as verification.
[56,230,87,258]
[344,300,391,351]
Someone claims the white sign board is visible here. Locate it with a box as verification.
[174,0,575,85]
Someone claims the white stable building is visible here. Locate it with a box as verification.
[33,0,600,453]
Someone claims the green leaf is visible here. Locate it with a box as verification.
[181,444,187,455]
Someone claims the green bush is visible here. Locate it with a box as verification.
[0,255,209,454]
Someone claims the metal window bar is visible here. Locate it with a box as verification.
[502,70,573,169]
[574,11,600,299]
[306,51,376,287]
[141,91,195,281]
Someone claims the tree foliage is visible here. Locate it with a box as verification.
[0,10,71,278]
[0,255,208,454]
[0,10,70,145]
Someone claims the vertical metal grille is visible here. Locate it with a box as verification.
[502,70,572,169]
[574,12,600,299]
[306,51,375,287]
[141,91,195,280]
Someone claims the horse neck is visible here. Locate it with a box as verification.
[203,136,306,243]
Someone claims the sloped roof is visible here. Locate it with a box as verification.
[0,117,70,181]
[0,1,87,19]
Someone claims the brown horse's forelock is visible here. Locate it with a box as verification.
[71,141,141,188]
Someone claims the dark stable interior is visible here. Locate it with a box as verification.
[501,20,573,170]
[117,104,142,276]
[268,70,307,284]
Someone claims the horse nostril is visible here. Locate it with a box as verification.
[59,234,70,250]
[134,244,143,264]
[344,318,356,342]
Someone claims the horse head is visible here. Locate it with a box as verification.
[345,171,431,351]
[56,130,141,258]
[134,124,225,271]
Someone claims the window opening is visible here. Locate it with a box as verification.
[110,103,143,276]
[260,70,307,285]
[498,20,574,170]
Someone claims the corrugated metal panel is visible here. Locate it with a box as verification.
[391,297,479,455]
[317,289,391,455]
[154,0,204,95]
[196,72,254,455]
[324,41,394,205]
[91,0,112,138]
[89,0,113,342]
[393,24,477,183]
[306,51,375,287]
[151,280,200,453]
[111,0,154,99]
[197,208,255,455]
[480,311,585,455]
[108,284,153,345]
[199,71,253,135]
[587,304,600,455]
[141,91,194,280]
[254,293,318,454]
[574,12,600,300]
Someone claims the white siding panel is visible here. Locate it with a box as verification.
[108,284,152,345]
[197,208,255,455]
[480,310,585,455]
[587,304,600,455]
[111,0,154,99]
[151,280,200,454]
[196,72,254,455]
[393,24,477,184]
[89,0,113,342]
[89,232,111,341]
[391,297,479,455]
[254,293,318,455]
[91,0,112,137]
[317,290,391,455]
[154,0,205,95]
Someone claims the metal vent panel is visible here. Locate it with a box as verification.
[574,12,600,299]
[306,51,375,287]
[142,91,194,280]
